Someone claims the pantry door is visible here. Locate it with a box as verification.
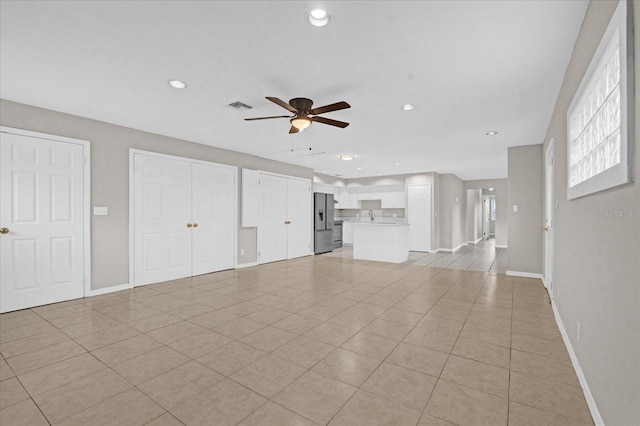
[1,128,88,313]
[133,153,192,285]
[258,173,287,264]
[191,162,236,275]
[286,178,312,259]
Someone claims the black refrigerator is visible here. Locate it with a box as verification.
[314,192,335,254]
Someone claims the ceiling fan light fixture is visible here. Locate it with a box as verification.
[308,9,330,27]
[402,104,414,111]
[486,130,498,136]
[339,153,355,161]
[291,117,312,130]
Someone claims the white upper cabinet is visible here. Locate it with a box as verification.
[314,183,406,209]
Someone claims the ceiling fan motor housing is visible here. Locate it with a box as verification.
[289,98,313,114]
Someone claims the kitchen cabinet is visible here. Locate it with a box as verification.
[381,185,405,208]
[314,183,406,210]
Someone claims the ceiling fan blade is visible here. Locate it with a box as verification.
[266,97,298,113]
[289,125,299,134]
[311,116,350,128]
[308,101,350,115]
[244,115,291,121]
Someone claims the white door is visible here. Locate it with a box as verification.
[258,173,287,263]
[1,131,86,312]
[483,196,491,239]
[544,140,555,297]
[134,154,192,285]
[191,163,235,275]
[408,184,431,252]
[286,178,311,259]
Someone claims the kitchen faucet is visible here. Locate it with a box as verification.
[368,209,374,222]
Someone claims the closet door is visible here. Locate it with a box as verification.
[191,162,235,275]
[286,178,312,259]
[134,154,192,285]
[258,173,287,264]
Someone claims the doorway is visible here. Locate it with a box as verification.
[482,194,496,240]
[1,127,90,313]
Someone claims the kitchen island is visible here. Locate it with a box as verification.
[351,223,410,263]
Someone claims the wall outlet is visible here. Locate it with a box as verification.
[240,249,245,256]
[577,321,581,343]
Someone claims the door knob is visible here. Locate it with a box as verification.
[193,223,198,228]
[542,226,550,232]
[0,228,8,234]
[187,223,193,228]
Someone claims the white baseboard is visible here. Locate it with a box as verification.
[236,261,258,269]
[439,243,467,253]
[551,300,604,426]
[85,283,130,297]
[495,245,508,249]
[506,270,543,279]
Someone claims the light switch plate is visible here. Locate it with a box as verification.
[512,205,519,213]
[93,206,108,216]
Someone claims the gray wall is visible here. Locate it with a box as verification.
[464,179,508,246]
[438,174,465,250]
[541,1,639,424]
[507,145,543,274]
[0,99,313,290]
[466,189,483,243]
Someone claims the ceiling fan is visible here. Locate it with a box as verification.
[245,97,350,134]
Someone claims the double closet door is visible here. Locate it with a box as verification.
[258,173,311,264]
[133,152,236,286]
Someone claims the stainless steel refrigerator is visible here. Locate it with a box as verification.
[314,192,335,254]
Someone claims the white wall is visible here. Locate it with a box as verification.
[541,1,639,423]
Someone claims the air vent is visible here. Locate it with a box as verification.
[227,101,253,111]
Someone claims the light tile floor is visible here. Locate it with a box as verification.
[325,238,508,273]
[0,254,592,425]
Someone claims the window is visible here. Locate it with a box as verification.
[490,198,496,221]
[566,0,634,199]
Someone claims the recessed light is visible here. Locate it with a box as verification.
[402,104,414,111]
[168,79,187,89]
[356,167,362,170]
[395,163,400,166]
[321,170,327,173]
[339,153,355,161]
[308,9,330,26]
[486,130,498,136]
[489,187,495,191]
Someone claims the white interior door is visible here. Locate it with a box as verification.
[1,131,85,313]
[483,196,490,239]
[258,173,287,263]
[134,154,192,286]
[191,162,235,275]
[286,178,311,259]
[408,184,431,252]
[544,140,555,297]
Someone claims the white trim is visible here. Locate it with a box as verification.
[495,245,508,249]
[235,261,258,269]
[551,300,604,426]
[438,243,467,253]
[506,270,543,279]
[0,126,92,298]
[466,237,483,245]
[85,283,130,297]
[128,149,238,288]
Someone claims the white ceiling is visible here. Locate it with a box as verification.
[0,0,588,180]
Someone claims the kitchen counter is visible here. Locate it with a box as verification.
[351,223,409,263]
